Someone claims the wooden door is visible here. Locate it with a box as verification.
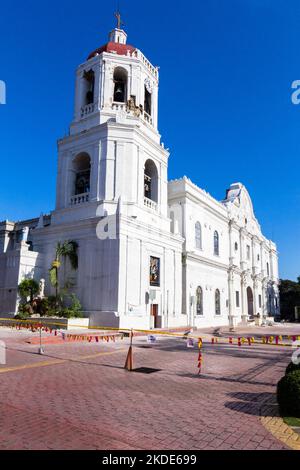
[151,304,160,328]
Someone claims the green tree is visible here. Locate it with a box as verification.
[279,277,300,320]
[18,279,39,303]
[49,240,78,306]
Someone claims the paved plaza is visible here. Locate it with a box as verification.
[0,326,298,450]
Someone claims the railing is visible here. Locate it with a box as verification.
[110,103,154,127]
[70,193,89,205]
[80,103,95,118]
[144,197,157,211]
[112,102,126,111]
[136,50,159,79]
[143,111,153,125]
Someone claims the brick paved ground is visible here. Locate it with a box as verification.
[0,328,294,450]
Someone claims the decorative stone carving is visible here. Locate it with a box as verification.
[144,77,153,93]
[228,269,235,283]
[126,96,142,117]
[241,271,248,285]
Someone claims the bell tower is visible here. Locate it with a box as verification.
[36,13,183,329]
[70,13,160,135]
[54,14,169,227]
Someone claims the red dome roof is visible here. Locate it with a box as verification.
[87,42,136,60]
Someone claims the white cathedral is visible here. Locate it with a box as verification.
[0,22,280,329]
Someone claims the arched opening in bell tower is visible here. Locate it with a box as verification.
[83,70,95,106]
[144,159,158,204]
[113,67,127,103]
[73,153,91,196]
[144,86,152,116]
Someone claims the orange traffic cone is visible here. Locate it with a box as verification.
[124,345,133,371]
[124,329,134,371]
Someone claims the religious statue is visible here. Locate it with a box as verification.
[39,278,45,299]
[150,257,160,286]
[126,96,142,117]
[21,226,29,242]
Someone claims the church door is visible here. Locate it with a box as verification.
[247,287,254,317]
[151,304,160,328]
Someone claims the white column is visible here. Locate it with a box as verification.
[64,155,75,207]
[105,140,116,201]
[138,147,144,206]
[228,269,234,322]
[251,236,255,271]
[229,220,233,262]
[241,274,247,316]
[253,279,258,316]
[114,142,125,200]
[152,84,158,130]
[74,70,82,121]
[90,142,101,202]
[239,228,245,267]
[100,60,106,109]
[102,61,112,109]
[93,62,101,112]
[262,281,266,317]
[260,242,263,274]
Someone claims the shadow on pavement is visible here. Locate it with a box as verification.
[224,391,277,417]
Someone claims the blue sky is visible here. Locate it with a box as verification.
[0,0,299,280]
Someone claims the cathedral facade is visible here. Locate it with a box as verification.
[0,25,280,329]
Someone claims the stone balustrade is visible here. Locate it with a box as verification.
[80,103,95,118]
[143,111,153,125]
[70,193,89,205]
[112,102,126,111]
[144,197,157,211]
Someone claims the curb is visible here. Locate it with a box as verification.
[260,399,300,450]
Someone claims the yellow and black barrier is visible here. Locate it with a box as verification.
[0,317,299,348]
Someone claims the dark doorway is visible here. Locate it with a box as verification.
[151,304,160,328]
[247,286,254,317]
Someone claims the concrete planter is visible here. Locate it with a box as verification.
[30,317,90,331]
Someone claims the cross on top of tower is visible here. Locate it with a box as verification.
[114,10,124,30]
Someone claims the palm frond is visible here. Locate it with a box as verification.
[60,240,78,270]
[49,266,58,288]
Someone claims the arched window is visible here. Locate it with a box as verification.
[113,67,127,103]
[269,294,272,314]
[83,70,95,106]
[73,153,91,196]
[214,231,219,256]
[144,86,152,116]
[196,286,203,315]
[215,289,221,315]
[144,159,158,203]
[195,222,202,250]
